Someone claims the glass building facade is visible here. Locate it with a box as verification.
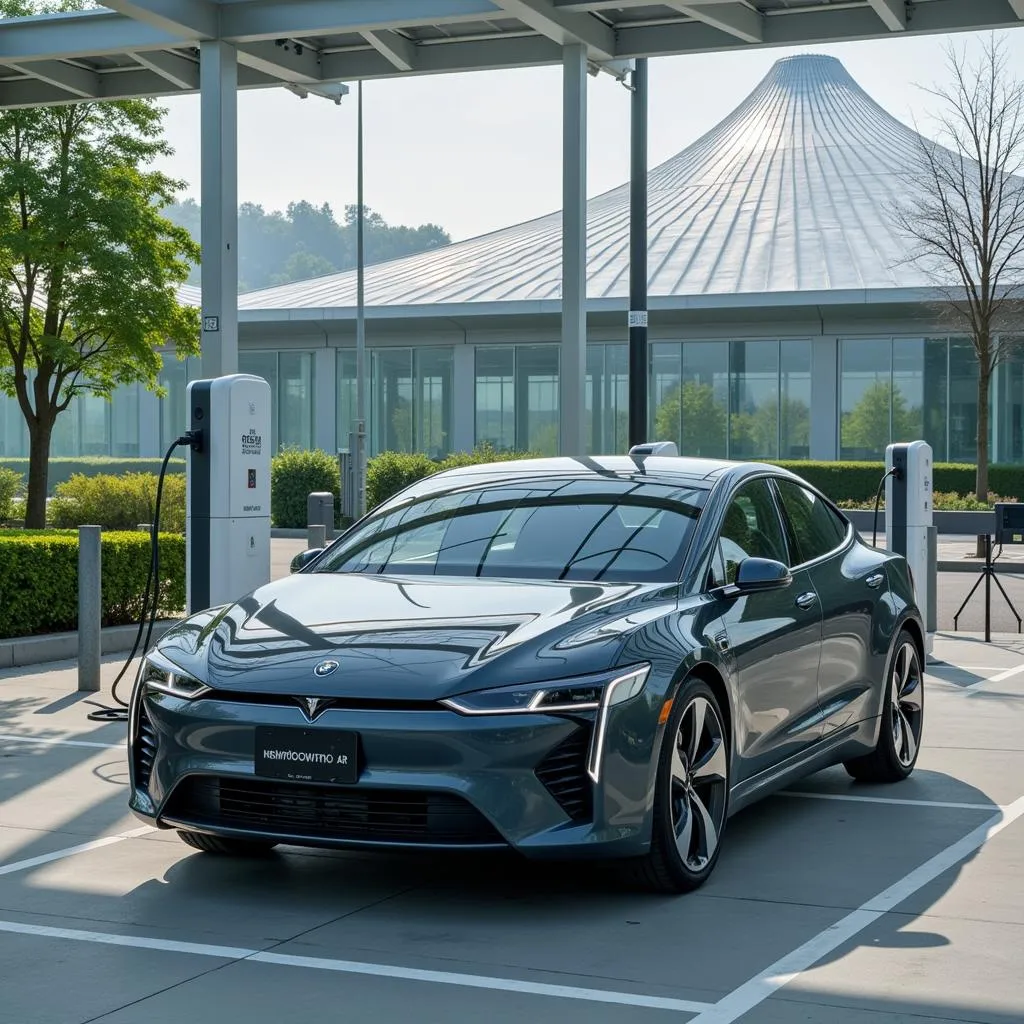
[2,334,1022,466]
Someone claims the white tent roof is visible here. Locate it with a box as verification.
[237,54,931,313]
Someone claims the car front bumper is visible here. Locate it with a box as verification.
[128,689,660,859]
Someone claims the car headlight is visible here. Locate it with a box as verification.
[441,665,649,717]
[139,653,210,700]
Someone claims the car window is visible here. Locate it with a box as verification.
[712,478,789,584]
[315,477,707,583]
[774,478,848,565]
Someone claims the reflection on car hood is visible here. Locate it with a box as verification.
[154,572,678,700]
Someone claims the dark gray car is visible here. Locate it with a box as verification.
[128,455,925,893]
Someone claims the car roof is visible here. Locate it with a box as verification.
[397,455,773,503]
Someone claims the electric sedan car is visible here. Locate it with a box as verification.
[128,454,925,893]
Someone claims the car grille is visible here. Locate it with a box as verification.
[535,726,593,822]
[133,703,157,791]
[165,776,506,846]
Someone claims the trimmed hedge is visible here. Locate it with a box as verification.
[270,447,340,529]
[0,467,21,520]
[0,457,185,495]
[771,461,1024,504]
[0,531,185,639]
[49,473,186,533]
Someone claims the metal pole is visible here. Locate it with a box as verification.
[628,58,649,448]
[355,79,367,517]
[985,533,992,644]
[77,526,101,692]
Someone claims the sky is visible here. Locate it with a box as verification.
[152,27,1024,244]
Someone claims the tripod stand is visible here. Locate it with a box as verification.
[953,534,1022,643]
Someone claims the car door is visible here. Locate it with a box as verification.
[772,477,874,735]
[711,477,824,783]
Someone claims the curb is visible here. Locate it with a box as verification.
[0,619,177,670]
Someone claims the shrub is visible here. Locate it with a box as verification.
[270,447,340,528]
[49,473,186,533]
[436,442,539,472]
[0,467,22,520]
[366,451,438,510]
[0,457,185,495]
[0,531,185,639]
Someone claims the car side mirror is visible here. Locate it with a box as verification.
[290,548,323,573]
[725,557,792,596]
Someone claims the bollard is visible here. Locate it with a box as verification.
[307,491,334,541]
[77,525,102,693]
[307,523,327,550]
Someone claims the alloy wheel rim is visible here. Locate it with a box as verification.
[670,695,728,872]
[890,642,923,767]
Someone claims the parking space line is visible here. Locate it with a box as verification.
[0,918,716,1014]
[686,793,1024,1024]
[0,732,122,751]
[780,791,999,812]
[959,661,1024,691]
[0,827,153,877]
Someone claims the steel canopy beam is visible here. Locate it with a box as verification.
[666,2,763,43]
[236,39,324,82]
[491,0,616,61]
[362,30,417,72]
[4,59,101,98]
[0,9,182,61]
[99,0,218,38]
[130,49,200,90]
[866,0,907,31]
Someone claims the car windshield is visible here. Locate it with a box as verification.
[314,477,707,583]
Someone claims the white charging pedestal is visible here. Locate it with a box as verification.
[886,440,934,657]
[185,374,272,614]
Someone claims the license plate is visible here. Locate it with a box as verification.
[254,727,359,784]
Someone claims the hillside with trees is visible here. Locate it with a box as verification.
[167,199,451,292]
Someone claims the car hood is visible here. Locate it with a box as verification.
[154,572,678,701]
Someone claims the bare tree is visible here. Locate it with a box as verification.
[893,36,1024,502]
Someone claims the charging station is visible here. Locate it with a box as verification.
[886,440,934,655]
[186,374,272,614]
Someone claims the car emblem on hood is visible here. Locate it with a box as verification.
[301,697,323,721]
[314,659,339,677]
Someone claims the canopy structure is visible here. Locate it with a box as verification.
[237,54,934,313]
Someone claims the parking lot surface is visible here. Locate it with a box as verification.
[1,633,1022,1024]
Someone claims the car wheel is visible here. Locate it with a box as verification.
[176,830,278,857]
[630,677,730,894]
[844,628,924,784]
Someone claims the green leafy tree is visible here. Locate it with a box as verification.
[654,381,727,457]
[841,381,920,455]
[0,16,200,526]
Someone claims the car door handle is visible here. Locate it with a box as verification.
[795,592,817,610]
[866,573,885,589]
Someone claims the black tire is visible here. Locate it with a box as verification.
[176,830,278,857]
[844,628,924,784]
[628,677,730,894]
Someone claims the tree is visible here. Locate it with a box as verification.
[0,61,200,525]
[654,381,727,457]
[841,382,920,456]
[893,37,1024,501]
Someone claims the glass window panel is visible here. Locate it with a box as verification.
[949,338,980,463]
[516,345,559,455]
[780,340,811,459]
[0,392,28,457]
[372,348,413,454]
[923,338,949,463]
[729,340,780,460]
[774,478,847,565]
[159,355,189,453]
[239,351,280,451]
[336,349,357,452]
[475,347,515,451]
[586,344,628,455]
[50,388,81,457]
[680,342,728,458]
[415,348,453,459]
[279,351,314,451]
[892,339,925,445]
[996,339,1024,464]
[110,382,139,456]
[651,343,682,446]
[840,338,892,460]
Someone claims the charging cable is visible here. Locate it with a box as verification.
[86,431,201,723]
[872,467,899,548]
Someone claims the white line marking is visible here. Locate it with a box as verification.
[0,827,152,877]
[979,661,1024,685]
[0,732,122,751]
[0,918,716,1014]
[780,791,999,812]
[688,793,1024,1024]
